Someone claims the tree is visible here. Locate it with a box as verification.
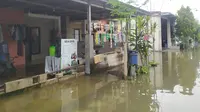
[193,20,200,42]
[175,6,196,47]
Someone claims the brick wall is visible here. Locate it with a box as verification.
[0,8,25,68]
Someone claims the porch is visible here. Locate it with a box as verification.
[0,0,117,94]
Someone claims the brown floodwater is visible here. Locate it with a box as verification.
[0,50,200,112]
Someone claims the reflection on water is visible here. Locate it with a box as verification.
[1,50,200,112]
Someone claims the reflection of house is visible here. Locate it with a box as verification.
[149,52,179,90]
[149,52,164,89]
[162,52,179,92]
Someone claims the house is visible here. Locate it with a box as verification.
[0,0,175,93]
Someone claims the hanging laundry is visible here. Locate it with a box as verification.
[54,57,61,72]
[103,33,107,42]
[98,33,101,45]
[106,33,110,40]
[17,25,25,56]
[117,23,121,33]
[109,22,113,48]
[45,56,61,73]
[95,32,99,45]
[118,32,122,43]
[10,25,16,40]
[122,33,126,42]
[0,41,8,54]
[101,33,104,48]
[17,40,23,56]
[113,34,117,47]
[110,34,112,48]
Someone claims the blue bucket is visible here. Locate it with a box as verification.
[129,51,138,65]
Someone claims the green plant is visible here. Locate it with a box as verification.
[134,16,156,66]
[149,60,159,67]
[129,16,156,74]
[136,66,149,74]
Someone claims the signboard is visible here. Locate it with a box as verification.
[61,39,78,69]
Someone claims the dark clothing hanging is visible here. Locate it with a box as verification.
[55,38,61,58]
[11,25,25,56]
[17,25,24,56]
[17,40,23,56]
[0,41,9,62]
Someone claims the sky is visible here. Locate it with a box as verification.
[137,0,200,21]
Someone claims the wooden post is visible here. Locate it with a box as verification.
[123,19,128,79]
[85,0,92,75]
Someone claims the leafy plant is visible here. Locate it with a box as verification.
[149,60,159,67]
[129,16,156,67]
[136,66,149,74]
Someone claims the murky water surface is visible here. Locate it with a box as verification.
[0,50,200,112]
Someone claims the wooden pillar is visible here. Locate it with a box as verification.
[123,20,128,78]
[85,0,92,75]
[60,16,66,38]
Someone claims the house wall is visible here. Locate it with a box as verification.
[151,14,162,51]
[167,19,172,48]
[0,8,24,24]
[0,8,25,68]
[25,16,58,64]
[67,21,83,40]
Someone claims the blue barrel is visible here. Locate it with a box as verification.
[129,51,138,65]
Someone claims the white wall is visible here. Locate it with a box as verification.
[151,14,162,51]
[25,16,58,64]
[167,19,172,48]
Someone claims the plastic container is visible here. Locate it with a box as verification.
[129,51,138,65]
[49,46,56,56]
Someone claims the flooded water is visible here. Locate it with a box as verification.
[0,50,200,112]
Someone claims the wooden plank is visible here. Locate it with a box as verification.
[39,74,47,83]
[56,72,64,78]
[107,52,124,67]
[4,71,84,94]
[5,78,33,93]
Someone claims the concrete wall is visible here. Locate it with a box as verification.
[67,21,83,41]
[0,8,24,24]
[167,19,172,48]
[25,15,58,64]
[151,14,162,51]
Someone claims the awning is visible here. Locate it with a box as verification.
[0,0,150,20]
